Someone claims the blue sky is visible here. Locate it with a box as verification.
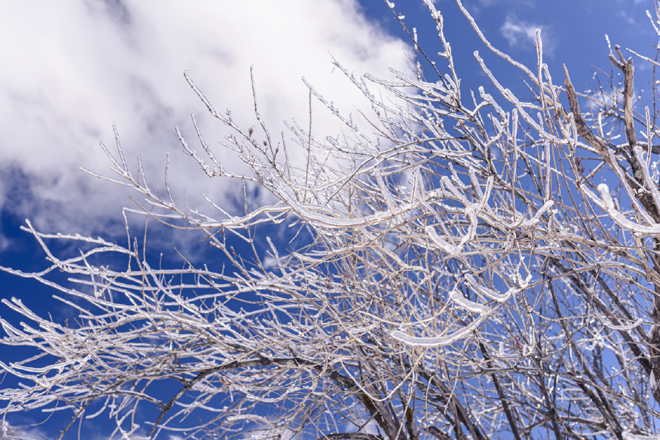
[0,0,659,438]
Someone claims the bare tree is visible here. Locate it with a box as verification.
[4,0,660,439]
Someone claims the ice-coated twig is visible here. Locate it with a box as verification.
[623,432,660,440]
[391,316,486,348]
[586,183,660,235]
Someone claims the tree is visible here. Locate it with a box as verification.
[3,0,660,439]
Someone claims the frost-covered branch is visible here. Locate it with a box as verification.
[4,1,660,439]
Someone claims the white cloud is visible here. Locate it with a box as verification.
[1,419,49,440]
[500,15,555,57]
[0,0,411,239]
[617,9,636,25]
